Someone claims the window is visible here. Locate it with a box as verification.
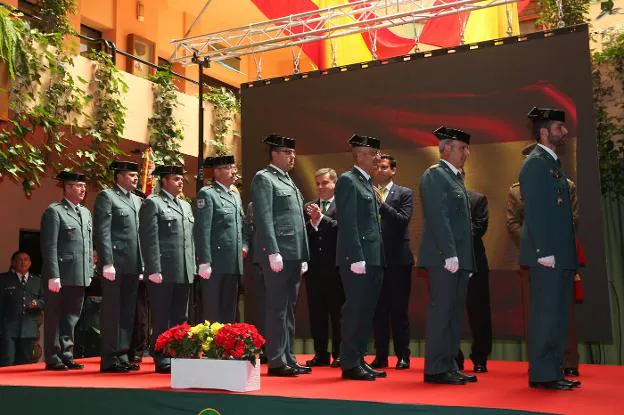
[80,25,102,57]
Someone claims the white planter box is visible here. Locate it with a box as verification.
[171,358,261,392]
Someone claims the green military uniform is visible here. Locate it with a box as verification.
[139,166,196,371]
[418,127,474,377]
[41,173,93,367]
[335,158,385,371]
[519,127,578,383]
[195,156,249,323]
[251,136,309,370]
[0,272,44,366]
[94,161,144,371]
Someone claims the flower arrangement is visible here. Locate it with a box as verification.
[155,321,265,365]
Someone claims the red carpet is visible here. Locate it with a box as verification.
[0,355,620,414]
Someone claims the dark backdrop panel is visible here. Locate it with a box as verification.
[241,26,610,342]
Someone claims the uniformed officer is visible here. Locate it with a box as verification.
[335,134,386,381]
[520,107,579,390]
[251,134,309,377]
[418,127,476,385]
[139,165,196,374]
[94,161,144,373]
[195,155,248,323]
[41,171,93,371]
[0,251,44,366]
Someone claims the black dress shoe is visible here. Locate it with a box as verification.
[289,363,312,374]
[424,372,467,385]
[330,357,341,368]
[370,357,388,369]
[101,363,129,373]
[122,362,140,371]
[306,354,330,367]
[473,364,488,373]
[362,361,387,378]
[45,362,68,371]
[342,365,375,381]
[396,358,410,370]
[454,371,477,383]
[563,368,580,377]
[267,365,298,377]
[129,356,143,364]
[63,360,84,370]
[155,364,171,374]
[559,378,581,388]
[529,380,574,390]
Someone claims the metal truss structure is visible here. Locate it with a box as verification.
[171,0,519,68]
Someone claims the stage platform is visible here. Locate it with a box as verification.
[0,356,619,414]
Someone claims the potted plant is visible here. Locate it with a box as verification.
[155,321,265,392]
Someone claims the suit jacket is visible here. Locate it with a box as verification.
[0,273,44,338]
[335,167,384,267]
[467,190,489,272]
[417,161,474,271]
[306,199,338,272]
[194,183,249,275]
[506,179,578,249]
[139,190,196,283]
[250,165,309,262]
[379,183,414,266]
[93,187,143,275]
[40,200,93,286]
[519,146,578,269]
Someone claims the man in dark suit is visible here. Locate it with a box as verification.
[0,251,44,366]
[251,135,310,377]
[335,134,386,381]
[41,171,93,371]
[195,155,248,323]
[371,154,413,370]
[418,127,476,385]
[304,168,344,368]
[94,161,144,373]
[139,165,196,374]
[456,185,492,373]
[520,107,579,391]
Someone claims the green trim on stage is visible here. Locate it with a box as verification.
[0,386,553,415]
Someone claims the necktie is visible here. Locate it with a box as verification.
[20,275,26,285]
[75,206,82,222]
[321,200,329,213]
[381,187,388,202]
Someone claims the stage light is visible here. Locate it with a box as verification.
[137,1,145,22]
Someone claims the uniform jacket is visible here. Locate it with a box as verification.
[335,167,384,267]
[250,165,309,262]
[40,200,93,286]
[0,272,44,338]
[417,161,474,271]
[94,187,143,275]
[139,190,196,283]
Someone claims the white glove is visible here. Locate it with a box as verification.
[269,253,284,273]
[148,273,163,284]
[444,257,459,274]
[350,261,366,275]
[301,262,308,275]
[198,263,212,280]
[48,278,61,293]
[138,274,143,281]
[537,255,556,268]
[103,264,116,281]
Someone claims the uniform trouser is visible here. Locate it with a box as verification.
[0,335,36,366]
[339,265,384,370]
[520,269,579,369]
[261,260,302,369]
[305,266,345,359]
[129,280,150,361]
[528,267,575,382]
[44,286,85,365]
[148,282,191,367]
[100,273,140,369]
[201,273,239,324]
[373,264,412,360]
[457,268,492,366]
[424,268,469,375]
